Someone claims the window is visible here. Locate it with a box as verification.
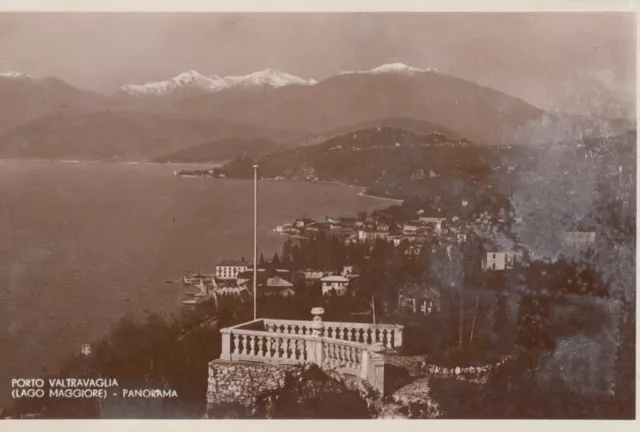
[401,297,416,313]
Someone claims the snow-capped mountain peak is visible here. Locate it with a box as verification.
[224,68,317,89]
[121,69,227,96]
[120,68,316,96]
[171,69,210,84]
[0,71,34,80]
[339,63,437,76]
[370,63,426,74]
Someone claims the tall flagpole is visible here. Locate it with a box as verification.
[253,164,258,320]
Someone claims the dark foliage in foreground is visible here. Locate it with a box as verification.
[5,296,245,419]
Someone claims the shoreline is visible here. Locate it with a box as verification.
[261,177,405,205]
[0,159,402,204]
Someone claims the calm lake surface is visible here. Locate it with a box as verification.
[0,161,389,404]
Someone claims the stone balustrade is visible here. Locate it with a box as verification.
[219,309,400,395]
[262,318,403,349]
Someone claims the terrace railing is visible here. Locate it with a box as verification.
[219,308,402,395]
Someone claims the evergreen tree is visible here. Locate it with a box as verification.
[281,240,293,269]
[272,252,281,269]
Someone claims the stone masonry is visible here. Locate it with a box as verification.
[206,360,297,408]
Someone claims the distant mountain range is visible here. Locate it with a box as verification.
[0,111,296,162]
[118,68,317,97]
[0,73,106,135]
[0,63,634,162]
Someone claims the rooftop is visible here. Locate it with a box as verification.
[321,275,350,282]
[217,259,250,267]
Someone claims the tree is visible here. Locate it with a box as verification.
[271,253,281,269]
[259,253,266,267]
[281,240,294,270]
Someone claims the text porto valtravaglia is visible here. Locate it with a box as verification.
[48,378,119,388]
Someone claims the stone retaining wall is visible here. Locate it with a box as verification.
[206,360,378,416]
[206,360,298,408]
[420,356,512,383]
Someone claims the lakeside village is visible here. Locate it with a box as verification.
[177,205,595,316]
[181,200,614,418]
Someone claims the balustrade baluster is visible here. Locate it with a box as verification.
[258,336,265,357]
[273,337,279,358]
[249,335,256,356]
[241,336,249,355]
[233,334,240,355]
[282,338,289,359]
[386,330,393,349]
[266,337,272,358]
[279,337,285,357]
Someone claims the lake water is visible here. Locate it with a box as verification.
[0,161,389,405]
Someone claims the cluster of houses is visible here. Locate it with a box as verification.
[184,258,362,302]
[191,211,598,316]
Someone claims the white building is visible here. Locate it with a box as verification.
[482,252,515,271]
[357,230,388,242]
[342,265,355,277]
[276,223,293,233]
[300,270,327,280]
[321,275,350,296]
[216,259,249,280]
[402,223,420,234]
[419,216,446,231]
[266,276,293,288]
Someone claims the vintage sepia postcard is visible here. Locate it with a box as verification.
[0,0,636,428]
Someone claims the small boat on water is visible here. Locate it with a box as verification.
[182,271,214,285]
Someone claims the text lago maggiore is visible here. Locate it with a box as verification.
[11,378,178,399]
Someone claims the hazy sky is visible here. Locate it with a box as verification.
[0,12,635,116]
